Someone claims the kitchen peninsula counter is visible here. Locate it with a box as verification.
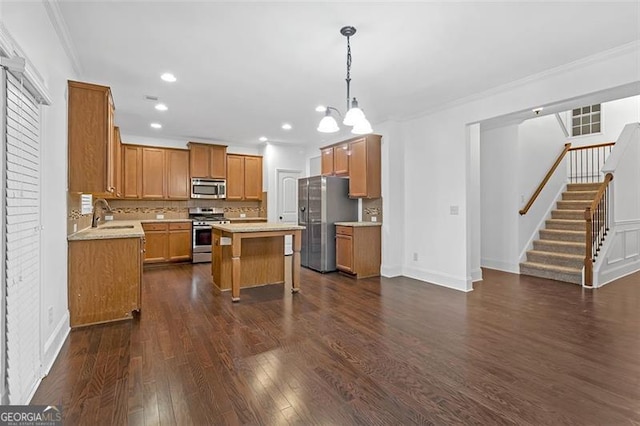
[211,223,304,301]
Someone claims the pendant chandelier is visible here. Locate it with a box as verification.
[317,26,373,135]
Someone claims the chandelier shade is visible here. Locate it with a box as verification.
[317,109,340,133]
[317,26,372,135]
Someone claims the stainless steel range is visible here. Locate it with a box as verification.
[189,207,229,263]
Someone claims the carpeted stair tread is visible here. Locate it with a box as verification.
[539,229,585,242]
[533,240,585,255]
[526,250,584,268]
[557,200,593,210]
[519,261,582,285]
[567,182,603,191]
[562,190,598,200]
[545,219,585,231]
[551,209,585,220]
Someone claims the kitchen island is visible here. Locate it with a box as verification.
[211,223,304,302]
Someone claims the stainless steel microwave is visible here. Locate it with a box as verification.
[191,178,226,199]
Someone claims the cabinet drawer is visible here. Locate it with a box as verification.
[336,225,353,236]
[169,222,192,231]
[142,222,169,232]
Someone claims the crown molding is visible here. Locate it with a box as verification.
[397,40,640,122]
[43,0,83,78]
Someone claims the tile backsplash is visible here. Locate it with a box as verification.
[362,197,383,223]
[67,192,267,236]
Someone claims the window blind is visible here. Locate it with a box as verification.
[4,69,42,404]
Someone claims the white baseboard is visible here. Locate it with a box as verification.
[402,266,473,292]
[42,310,70,376]
[470,268,483,282]
[381,265,402,277]
[481,258,520,274]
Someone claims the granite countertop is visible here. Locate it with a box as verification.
[212,222,305,233]
[68,220,145,241]
[226,217,268,222]
[139,218,193,223]
[334,221,383,227]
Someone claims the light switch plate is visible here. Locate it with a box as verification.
[104,215,113,221]
[156,214,164,219]
[371,216,377,222]
[240,213,246,218]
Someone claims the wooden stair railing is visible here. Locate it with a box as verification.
[584,173,613,288]
[519,141,615,215]
[568,142,615,183]
[519,143,571,215]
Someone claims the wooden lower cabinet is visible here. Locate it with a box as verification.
[335,225,381,278]
[68,237,142,327]
[142,223,169,263]
[168,222,192,262]
[142,221,192,264]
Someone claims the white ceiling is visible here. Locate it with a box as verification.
[55,1,639,146]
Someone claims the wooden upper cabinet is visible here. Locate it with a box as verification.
[349,135,381,199]
[188,142,227,179]
[226,154,245,200]
[319,134,381,198]
[166,149,190,199]
[122,145,189,200]
[122,145,142,199]
[226,154,262,201]
[244,156,263,200]
[321,147,334,176]
[334,143,350,176]
[113,126,122,198]
[209,145,227,179]
[68,80,115,195]
[141,148,165,199]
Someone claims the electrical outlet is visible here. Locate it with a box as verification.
[450,205,459,215]
[413,252,418,261]
[156,214,164,219]
[371,216,377,222]
[104,215,113,221]
[73,223,77,233]
[48,306,53,325]
[240,213,246,218]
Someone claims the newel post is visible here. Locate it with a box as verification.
[584,207,593,288]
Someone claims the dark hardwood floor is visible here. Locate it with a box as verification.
[33,265,640,425]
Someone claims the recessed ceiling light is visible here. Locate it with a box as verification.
[281,123,292,130]
[155,103,168,111]
[315,105,326,112]
[161,73,176,82]
[150,123,162,129]
[259,136,268,142]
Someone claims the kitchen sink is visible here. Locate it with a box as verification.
[101,225,135,229]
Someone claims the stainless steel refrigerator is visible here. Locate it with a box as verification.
[298,176,358,272]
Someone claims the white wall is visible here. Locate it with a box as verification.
[480,124,520,272]
[516,114,568,254]
[2,1,77,398]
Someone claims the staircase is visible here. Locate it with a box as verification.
[520,182,601,284]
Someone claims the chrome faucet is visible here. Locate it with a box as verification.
[91,198,113,228]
